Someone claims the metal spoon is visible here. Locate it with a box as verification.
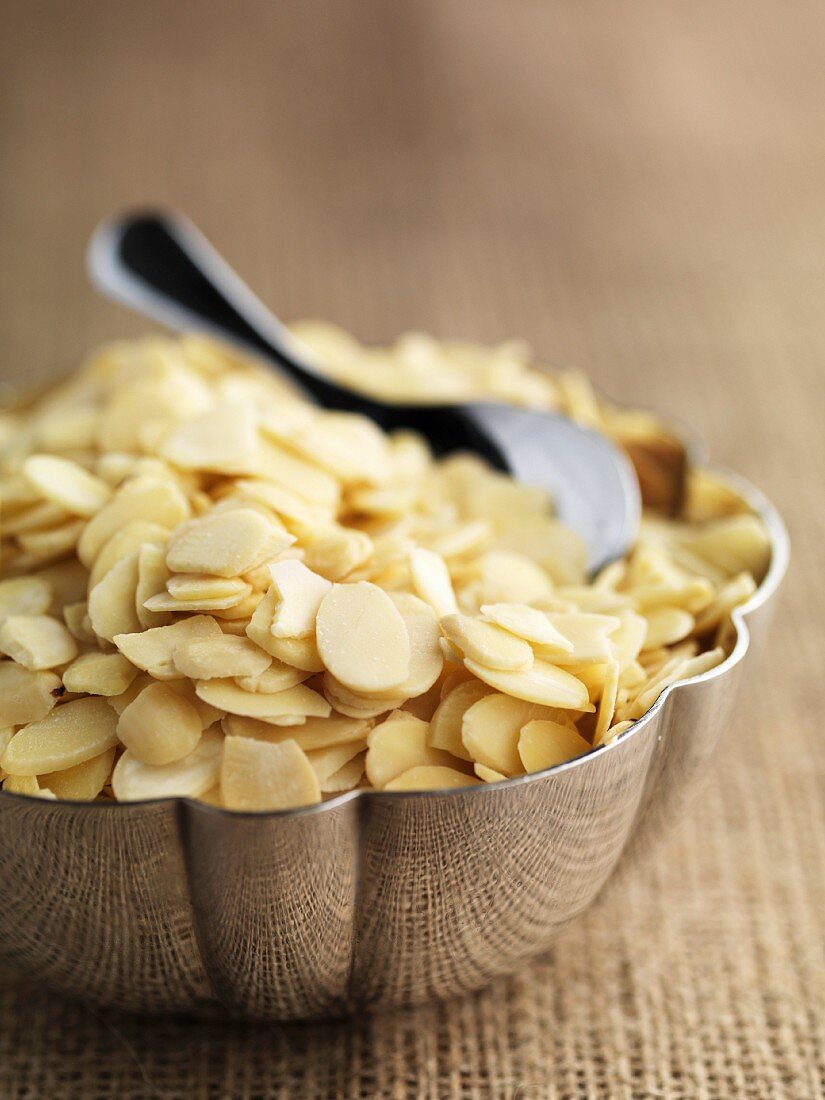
[87,211,640,572]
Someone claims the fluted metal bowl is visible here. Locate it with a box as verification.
[0,467,787,1021]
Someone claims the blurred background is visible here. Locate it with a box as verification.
[0,2,822,1096]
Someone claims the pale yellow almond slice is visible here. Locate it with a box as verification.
[384,766,480,791]
[60,602,95,642]
[620,660,647,691]
[642,608,694,649]
[255,439,341,508]
[223,713,370,752]
[144,584,252,613]
[195,679,330,723]
[286,412,391,484]
[161,401,259,474]
[96,369,212,454]
[112,726,224,802]
[22,454,111,517]
[62,607,96,646]
[574,662,613,704]
[89,521,170,589]
[678,647,726,680]
[0,726,14,760]
[518,719,591,773]
[474,763,508,783]
[301,526,374,581]
[0,615,77,670]
[439,636,465,665]
[480,603,574,651]
[429,520,492,560]
[634,577,715,614]
[196,784,224,807]
[681,513,771,578]
[16,519,86,563]
[207,594,260,622]
[234,478,333,530]
[113,615,223,679]
[0,577,53,626]
[321,673,405,720]
[268,559,332,638]
[0,470,41,510]
[135,543,173,629]
[538,613,621,666]
[39,746,116,801]
[380,592,443,699]
[234,661,310,693]
[248,614,325,671]
[62,652,138,697]
[306,739,367,784]
[173,635,271,680]
[0,663,61,727]
[33,404,99,451]
[316,582,410,694]
[461,693,559,775]
[693,573,757,634]
[408,548,458,617]
[622,660,689,721]
[440,613,534,672]
[477,551,554,605]
[2,501,70,535]
[162,678,222,730]
[428,679,493,759]
[88,550,142,642]
[592,661,621,746]
[602,719,634,745]
[3,774,43,796]
[166,508,294,578]
[320,751,366,793]
[77,476,190,567]
[166,574,251,602]
[610,611,648,670]
[556,585,632,614]
[263,635,324,673]
[2,697,118,776]
[117,682,203,766]
[221,736,321,811]
[365,712,455,789]
[464,658,592,711]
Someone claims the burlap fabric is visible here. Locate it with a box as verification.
[0,2,822,1096]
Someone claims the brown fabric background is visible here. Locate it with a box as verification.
[0,2,823,1096]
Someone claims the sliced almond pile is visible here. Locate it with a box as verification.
[0,333,765,807]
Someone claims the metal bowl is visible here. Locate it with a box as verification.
[0,467,788,1021]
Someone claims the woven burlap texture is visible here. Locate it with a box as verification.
[0,1,823,1096]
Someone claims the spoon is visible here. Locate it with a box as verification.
[87,211,640,573]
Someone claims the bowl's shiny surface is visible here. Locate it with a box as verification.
[0,469,788,1021]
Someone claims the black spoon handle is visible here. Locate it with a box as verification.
[88,211,506,465]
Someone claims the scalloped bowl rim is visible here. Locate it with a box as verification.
[0,463,788,821]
